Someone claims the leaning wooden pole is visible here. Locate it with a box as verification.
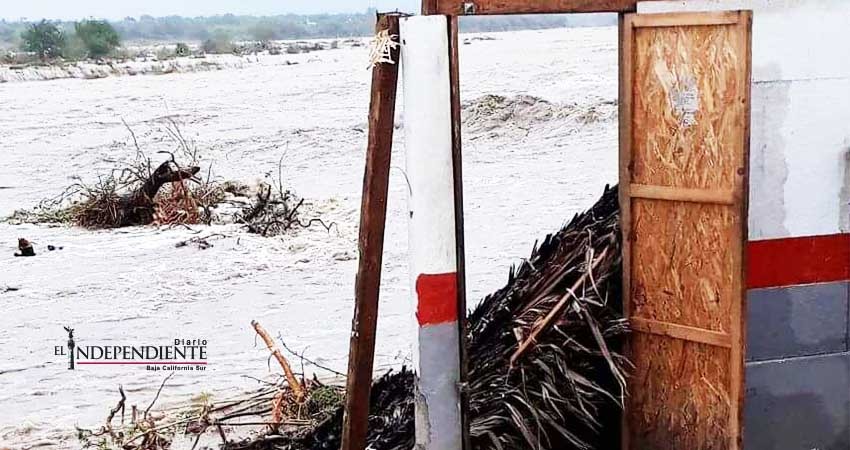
[340,12,401,450]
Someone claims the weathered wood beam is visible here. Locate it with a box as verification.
[339,12,401,450]
[424,0,637,15]
[447,15,471,450]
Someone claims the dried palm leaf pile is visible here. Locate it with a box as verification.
[86,185,626,450]
[287,184,627,450]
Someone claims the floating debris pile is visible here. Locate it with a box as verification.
[4,122,333,237]
[462,94,617,135]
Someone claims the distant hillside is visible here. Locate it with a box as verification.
[1,11,615,48]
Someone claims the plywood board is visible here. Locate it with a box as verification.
[629,333,732,450]
[631,200,735,332]
[620,10,751,450]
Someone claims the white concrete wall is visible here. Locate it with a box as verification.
[638,0,850,240]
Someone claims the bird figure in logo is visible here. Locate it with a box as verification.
[63,326,75,370]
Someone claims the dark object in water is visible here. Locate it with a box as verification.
[47,245,63,251]
[72,160,200,229]
[269,185,626,450]
[15,238,35,257]
[119,160,200,226]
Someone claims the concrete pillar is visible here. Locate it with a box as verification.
[400,15,463,450]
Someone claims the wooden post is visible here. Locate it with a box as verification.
[340,12,401,450]
[447,15,471,450]
[422,0,438,14]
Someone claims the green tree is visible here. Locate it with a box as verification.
[250,22,277,41]
[74,19,120,57]
[20,20,65,60]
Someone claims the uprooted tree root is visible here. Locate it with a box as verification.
[7,119,216,229]
[6,121,333,236]
[88,184,626,450]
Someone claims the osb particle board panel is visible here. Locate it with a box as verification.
[631,23,748,190]
[628,333,731,450]
[631,200,735,332]
[620,10,751,450]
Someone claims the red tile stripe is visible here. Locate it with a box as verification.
[747,233,850,289]
[415,272,458,325]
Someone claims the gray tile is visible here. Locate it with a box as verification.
[747,282,848,362]
[745,353,850,450]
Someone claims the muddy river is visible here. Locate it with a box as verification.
[0,26,618,448]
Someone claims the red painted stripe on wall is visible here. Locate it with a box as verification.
[747,233,850,289]
[415,272,458,326]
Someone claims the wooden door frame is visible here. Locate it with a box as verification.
[416,2,752,450]
[420,0,703,16]
[619,10,752,450]
[422,0,637,15]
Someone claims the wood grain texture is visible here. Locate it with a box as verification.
[630,10,740,27]
[423,0,736,15]
[447,15,471,450]
[631,199,735,332]
[630,183,736,205]
[340,13,401,450]
[421,0,438,14]
[729,12,752,449]
[631,21,747,191]
[630,316,732,348]
[621,10,750,450]
[617,14,633,450]
[430,0,636,15]
[628,333,732,450]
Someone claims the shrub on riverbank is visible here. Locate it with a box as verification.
[74,19,120,58]
[201,32,235,54]
[20,20,65,60]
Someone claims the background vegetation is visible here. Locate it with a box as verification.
[13,18,121,61]
[74,19,121,57]
[1,10,614,52]
[19,20,65,60]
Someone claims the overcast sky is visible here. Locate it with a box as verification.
[1,0,421,21]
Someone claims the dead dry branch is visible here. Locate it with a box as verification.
[234,158,335,237]
[252,320,304,402]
